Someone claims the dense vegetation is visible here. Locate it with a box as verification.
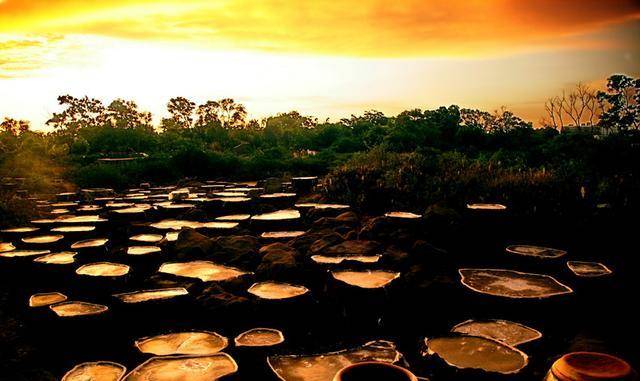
[1,74,639,215]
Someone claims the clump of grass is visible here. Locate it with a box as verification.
[323,148,575,214]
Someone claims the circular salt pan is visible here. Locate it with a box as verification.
[127,246,162,255]
[0,249,50,258]
[135,331,228,356]
[331,270,400,289]
[151,219,202,230]
[201,222,238,229]
[76,262,130,277]
[1,227,39,233]
[213,197,251,203]
[248,282,309,300]
[384,211,422,219]
[251,209,301,221]
[164,232,179,242]
[78,205,101,212]
[550,352,632,381]
[451,319,542,346]
[114,287,188,303]
[0,242,15,252]
[71,238,109,249]
[155,202,194,210]
[424,335,528,374]
[506,245,567,259]
[466,203,507,210]
[51,202,78,208]
[312,255,381,265]
[50,301,108,317]
[459,268,573,299]
[153,219,237,230]
[269,340,400,381]
[32,219,58,224]
[29,292,67,307]
[235,328,284,347]
[213,192,247,197]
[260,193,296,199]
[159,261,249,282]
[123,354,237,381]
[567,261,612,277]
[130,234,163,243]
[22,235,64,244]
[215,214,251,221]
[34,251,76,264]
[261,231,306,239]
[58,215,107,223]
[295,203,350,210]
[225,187,260,192]
[107,202,134,208]
[62,361,126,381]
[114,205,152,214]
[51,226,95,233]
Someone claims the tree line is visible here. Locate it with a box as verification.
[0,74,638,191]
[2,74,638,139]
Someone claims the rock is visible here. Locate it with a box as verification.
[179,207,208,221]
[308,232,345,254]
[323,240,381,256]
[343,230,358,241]
[174,229,213,260]
[148,273,199,291]
[358,216,415,246]
[262,177,282,193]
[196,283,250,313]
[335,211,359,225]
[311,212,358,231]
[423,204,461,242]
[380,246,410,269]
[210,235,260,268]
[289,229,338,252]
[256,243,299,280]
[258,242,294,255]
[410,240,450,267]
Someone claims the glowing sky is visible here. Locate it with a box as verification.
[1,0,639,129]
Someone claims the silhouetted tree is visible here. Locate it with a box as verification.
[217,98,247,129]
[106,99,152,129]
[195,101,222,128]
[489,107,532,133]
[46,95,106,136]
[162,97,195,130]
[597,74,639,132]
[460,108,494,131]
[545,83,599,132]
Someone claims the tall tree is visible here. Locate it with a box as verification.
[46,95,106,136]
[490,107,532,133]
[163,97,195,130]
[195,101,222,128]
[217,98,247,129]
[106,99,152,129]
[597,74,639,132]
[545,95,566,131]
[460,108,495,131]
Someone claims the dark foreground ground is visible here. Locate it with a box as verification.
[0,179,638,381]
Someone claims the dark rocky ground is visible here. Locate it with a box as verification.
[0,179,638,380]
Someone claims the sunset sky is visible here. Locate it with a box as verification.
[1,0,639,129]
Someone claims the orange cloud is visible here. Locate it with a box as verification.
[0,0,638,57]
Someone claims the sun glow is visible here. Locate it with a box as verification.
[0,0,638,128]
